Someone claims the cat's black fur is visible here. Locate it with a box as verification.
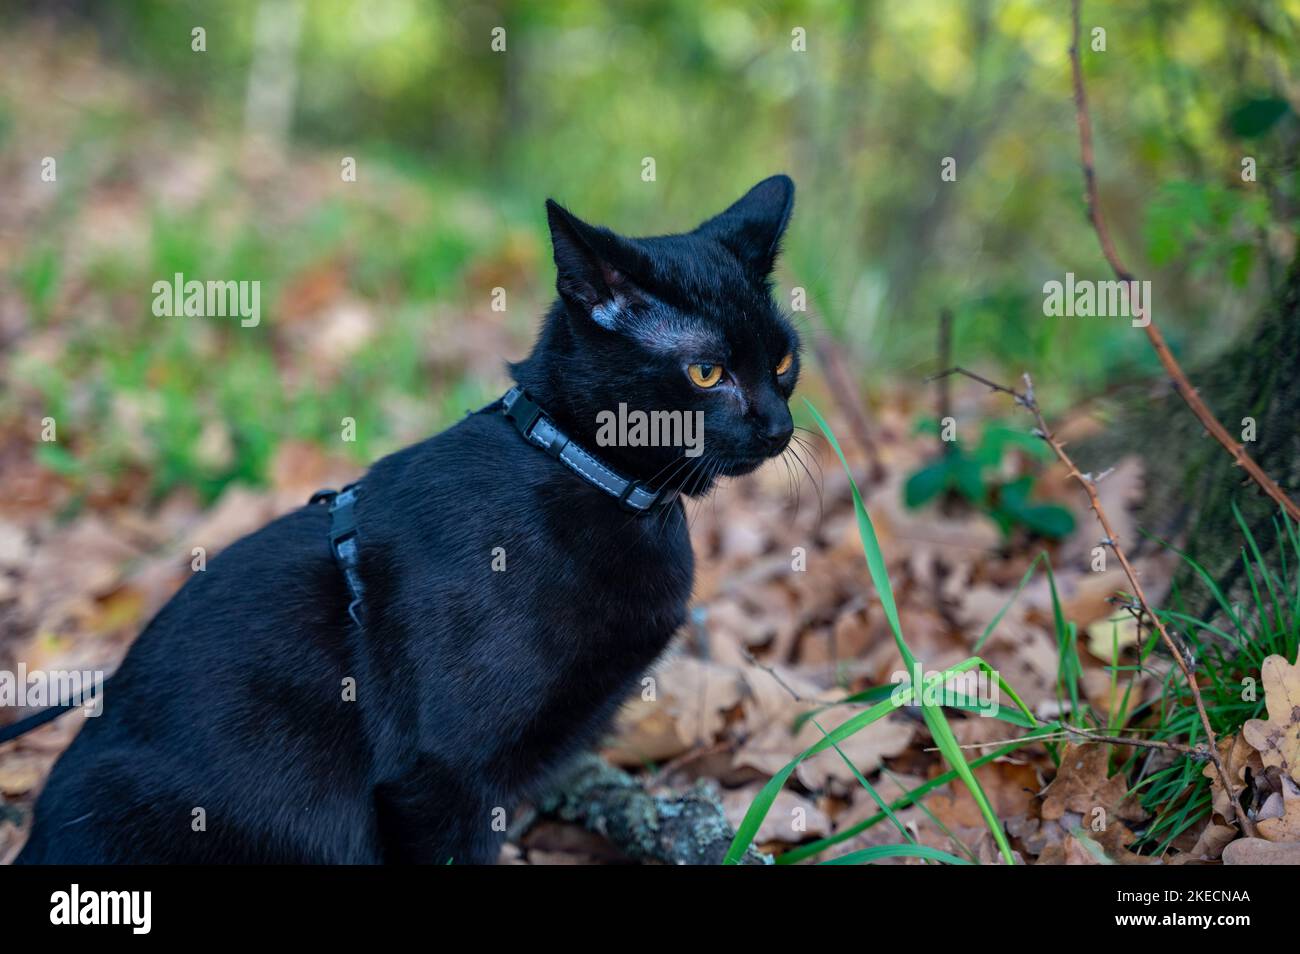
[16,175,801,864]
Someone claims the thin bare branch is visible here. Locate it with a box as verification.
[930,724,1211,758]
[945,366,1256,835]
[1068,0,1299,522]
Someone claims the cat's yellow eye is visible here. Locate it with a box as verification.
[687,363,724,389]
[776,352,794,376]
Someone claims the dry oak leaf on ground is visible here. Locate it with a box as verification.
[1222,837,1300,865]
[1039,743,1146,827]
[732,666,914,791]
[604,655,744,766]
[1241,653,1300,783]
[721,788,831,846]
[1032,743,1159,863]
[1201,732,1264,827]
[1251,768,1300,842]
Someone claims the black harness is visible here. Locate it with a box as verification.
[311,387,677,629]
[0,388,678,743]
[0,389,681,748]
[308,483,366,627]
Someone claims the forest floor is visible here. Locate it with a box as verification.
[0,29,1269,865]
[3,368,1213,865]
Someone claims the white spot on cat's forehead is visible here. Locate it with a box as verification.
[591,288,724,353]
[626,314,721,354]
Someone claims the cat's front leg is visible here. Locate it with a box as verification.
[373,757,506,864]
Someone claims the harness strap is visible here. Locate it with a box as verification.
[312,483,366,627]
[312,387,674,630]
[0,697,94,745]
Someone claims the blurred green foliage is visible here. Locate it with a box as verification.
[906,418,1076,540]
[2,0,1298,502]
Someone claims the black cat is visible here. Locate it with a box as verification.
[16,174,802,864]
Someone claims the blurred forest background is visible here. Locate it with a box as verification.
[2,0,1300,865]
[2,0,1296,504]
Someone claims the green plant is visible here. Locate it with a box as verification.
[1127,507,1300,853]
[905,419,1075,540]
[724,401,1042,865]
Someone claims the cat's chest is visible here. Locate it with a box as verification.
[524,494,694,644]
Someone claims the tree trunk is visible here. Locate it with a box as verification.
[1080,253,1300,616]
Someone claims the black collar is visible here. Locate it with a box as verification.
[499,386,679,515]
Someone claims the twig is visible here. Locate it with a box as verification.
[937,308,955,460]
[741,648,861,708]
[1068,0,1300,523]
[929,726,1210,759]
[809,321,886,484]
[932,366,1257,836]
[927,365,1021,402]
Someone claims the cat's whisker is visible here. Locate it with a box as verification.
[787,436,826,530]
[790,432,826,490]
[779,447,801,518]
[612,450,699,542]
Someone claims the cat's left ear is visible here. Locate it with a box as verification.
[546,199,648,332]
[695,174,795,279]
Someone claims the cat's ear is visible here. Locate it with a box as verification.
[546,199,646,331]
[695,174,794,279]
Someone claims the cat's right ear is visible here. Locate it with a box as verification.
[694,174,794,280]
[546,199,645,331]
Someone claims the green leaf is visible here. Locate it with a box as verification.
[1227,96,1291,137]
[952,455,986,502]
[905,459,950,508]
[36,442,83,477]
[1016,503,1076,539]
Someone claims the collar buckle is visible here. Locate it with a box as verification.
[617,480,650,512]
[501,386,542,438]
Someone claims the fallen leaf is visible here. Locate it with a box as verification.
[1085,614,1139,661]
[605,656,743,765]
[1202,732,1263,824]
[1222,837,1300,865]
[1256,773,1300,842]
[1040,743,1145,825]
[1242,653,1300,782]
[1174,822,1237,863]
[733,699,913,791]
[722,788,830,845]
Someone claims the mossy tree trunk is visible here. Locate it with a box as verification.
[1082,254,1300,617]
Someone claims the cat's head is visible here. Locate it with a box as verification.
[512,175,801,495]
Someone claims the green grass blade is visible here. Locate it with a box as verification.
[973,551,1047,653]
[806,398,1018,864]
[814,719,915,845]
[819,844,974,866]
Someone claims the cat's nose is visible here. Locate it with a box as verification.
[758,417,793,451]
